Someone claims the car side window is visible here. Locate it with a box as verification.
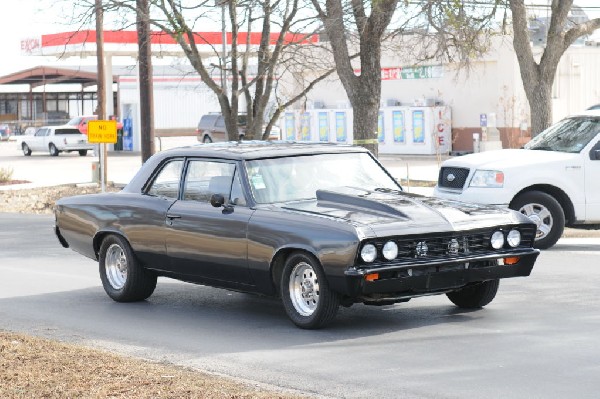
[147,160,184,199]
[215,117,226,128]
[183,160,236,203]
[35,129,47,137]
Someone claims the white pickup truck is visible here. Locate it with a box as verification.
[18,125,95,157]
[434,110,600,249]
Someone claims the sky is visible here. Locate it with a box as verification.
[1,0,599,78]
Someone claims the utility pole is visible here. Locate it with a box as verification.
[95,0,107,192]
[137,0,155,163]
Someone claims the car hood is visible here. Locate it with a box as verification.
[442,149,579,170]
[279,188,524,238]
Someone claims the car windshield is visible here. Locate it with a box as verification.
[525,116,600,153]
[67,117,84,126]
[246,152,401,203]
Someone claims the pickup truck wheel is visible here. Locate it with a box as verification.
[49,143,59,156]
[78,150,88,156]
[22,143,32,156]
[99,234,157,302]
[447,279,499,308]
[280,252,339,329]
[510,191,565,249]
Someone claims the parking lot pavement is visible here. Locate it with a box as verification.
[1,139,443,192]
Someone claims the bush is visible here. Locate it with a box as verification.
[0,166,13,183]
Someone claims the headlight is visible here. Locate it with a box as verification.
[382,241,398,260]
[507,229,521,247]
[360,244,377,263]
[469,170,504,188]
[490,231,505,249]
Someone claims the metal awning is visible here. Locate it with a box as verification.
[0,66,112,88]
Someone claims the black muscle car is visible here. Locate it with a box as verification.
[55,142,540,329]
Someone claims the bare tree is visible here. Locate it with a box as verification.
[510,0,600,135]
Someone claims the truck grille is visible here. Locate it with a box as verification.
[438,167,470,190]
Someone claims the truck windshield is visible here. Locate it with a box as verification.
[525,117,600,153]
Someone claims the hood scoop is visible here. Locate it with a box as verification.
[316,189,408,218]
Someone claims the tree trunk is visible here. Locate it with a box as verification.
[350,81,381,156]
[527,82,553,136]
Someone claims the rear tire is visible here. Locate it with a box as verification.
[510,191,565,249]
[447,279,499,308]
[280,252,339,329]
[99,234,157,302]
[49,143,59,156]
[78,150,88,156]
[202,134,212,143]
[22,143,32,156]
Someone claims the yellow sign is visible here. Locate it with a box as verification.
[87,120,118,144]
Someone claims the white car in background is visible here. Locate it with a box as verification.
[434,110,600,249]
[19,125,94,157]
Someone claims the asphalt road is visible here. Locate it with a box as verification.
[1,213,600,399]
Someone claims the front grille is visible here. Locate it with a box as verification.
[360,225,537,266]
[438,167,470,189]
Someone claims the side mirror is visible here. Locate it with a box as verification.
[210,193,225,208]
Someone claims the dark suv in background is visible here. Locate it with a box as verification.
[196,113,280,143]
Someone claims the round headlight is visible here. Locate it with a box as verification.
[360,244,377,263]
[490,231,505,249]
[507,229,521,247]
[382,241,398,260]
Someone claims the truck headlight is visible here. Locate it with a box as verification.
[469,170,504,188]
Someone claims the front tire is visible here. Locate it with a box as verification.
[202,134,212,143]
[78,150,88,156]
[99,234,157,302]
[447,279,499,308]
[49,143,59,156]
[510,191,565,249]
[280,252,339,329]
[22,143,32,156]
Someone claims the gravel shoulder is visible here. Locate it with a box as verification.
[0,331,302,399]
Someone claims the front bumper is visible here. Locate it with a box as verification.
[343,248,539,300]
[433,186,511,208]
[60,144,95,151]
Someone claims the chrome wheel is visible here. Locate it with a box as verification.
[105,243,128,290]
[519,202,553,240]
[289,262,320,317]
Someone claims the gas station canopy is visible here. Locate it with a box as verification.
[19,30,318,58]
[0,66,114,88]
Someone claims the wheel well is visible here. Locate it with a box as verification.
[510,184,576,225]
[270,248,318,295]
[93,231,128,259]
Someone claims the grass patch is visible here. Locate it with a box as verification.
[0,331,303,399]
[0,166,13,183]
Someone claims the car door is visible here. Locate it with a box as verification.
[585,136,600,221]
[29,128,48,151]
[126,158,185,270]
[165,159,255,285]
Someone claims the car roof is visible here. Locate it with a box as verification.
[156,141,368,161]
